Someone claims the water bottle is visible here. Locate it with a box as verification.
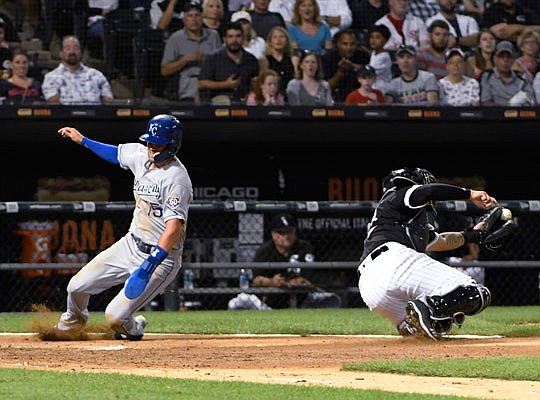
[239,268,249,290]
[183,268,194,289]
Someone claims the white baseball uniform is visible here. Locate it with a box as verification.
[357,183,476,327]
[56,143,192,336]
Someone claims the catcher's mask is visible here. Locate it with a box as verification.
[383,167,435,192]
[139,114,183,163]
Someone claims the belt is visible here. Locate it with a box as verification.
[131,233,154,254]
[357,245,389,279]
[370,245,389,261]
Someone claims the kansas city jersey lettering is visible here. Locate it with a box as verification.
[134,181,161,199]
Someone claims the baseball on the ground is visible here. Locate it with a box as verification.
[501,208,512,221]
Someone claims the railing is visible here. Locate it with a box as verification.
[1,201,539,311]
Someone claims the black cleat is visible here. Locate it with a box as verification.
[405,300,438,341]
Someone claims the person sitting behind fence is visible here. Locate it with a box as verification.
[252,213,314,308]
[41,35,113,105]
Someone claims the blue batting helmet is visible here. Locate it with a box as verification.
[139,114,183,163]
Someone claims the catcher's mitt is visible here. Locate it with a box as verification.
[477,206,518,251]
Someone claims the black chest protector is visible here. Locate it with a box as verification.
[365,187,437,253]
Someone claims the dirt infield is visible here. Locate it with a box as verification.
[1,333,540,399]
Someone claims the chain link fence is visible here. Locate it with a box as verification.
[1,200,539,312]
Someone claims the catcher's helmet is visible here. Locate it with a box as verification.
[383,167,435,192]
[139,114,183,163]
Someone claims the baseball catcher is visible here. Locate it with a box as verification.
[357,167,516,341]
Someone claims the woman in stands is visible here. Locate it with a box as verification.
[0,48,43,105]
[465,28,496,80]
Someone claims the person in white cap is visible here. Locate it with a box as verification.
[231,10,266,59]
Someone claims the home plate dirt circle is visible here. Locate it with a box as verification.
[1,333,539,400]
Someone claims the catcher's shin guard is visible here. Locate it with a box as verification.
[427,285,492,319]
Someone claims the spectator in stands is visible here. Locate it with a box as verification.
[344,64,386,104]
[198,21,260,104]
[350,0,390,48]
[252,213,314,309]
[438,47,480,105]
[462,0,493,24]
[231,10,266,61]
[385,44,439,104]
[288,0,333,55]
[42,35,113,105]
[246,68,286,105]
[465,27,496,79]
[260,26,297,95]
[85,0,119,60]
[268,0,295,27]
[316,0,353,38]
[426,0,480,52]
[480,0,540,43]
[321,28,370,103]
[375,0,429,51]
[202,0,226,39]
[480,40,535,106]
[533,70,540,104]
[161,2,221,103]
[227,0,251,13]
[407,0,439,23]
[150,0,186,39]
[416,19,451,79]
[0,17,13,73]
[286,49,334,105]
[512,28,540,82]
[249,0,286,40]
[368,23,393,94]
[0,48,44,105]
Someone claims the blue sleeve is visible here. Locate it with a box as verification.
[81,137,120,165]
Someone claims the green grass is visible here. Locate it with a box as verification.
[0,368,487,400]
[0,306,538,399]
[1,306,539,338]
[344,356,540,381]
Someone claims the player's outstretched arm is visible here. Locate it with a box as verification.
[469,189,497,210]
[59,126,120,165]
[58,126,84,144]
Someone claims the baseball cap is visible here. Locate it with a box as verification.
[495,40,515,57]
[231,10,252,23]
[270,213,297,232]
[357,64,377,78]
[396,44,416,57]
[444,47,465,63]
[184,1,202,13]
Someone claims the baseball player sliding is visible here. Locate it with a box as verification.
[53,114,193,340]
[358,167,516,340]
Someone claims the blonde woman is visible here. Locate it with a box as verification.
[202,0,226,39]
[260,26,296,94]
[512,28,540,81]
[246,69,286,105]
[288,0,332,55]
[465,28,496,80]
[286,50,334,105]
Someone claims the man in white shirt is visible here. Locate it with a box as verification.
[375,0,429,50]
[316,0,353,38]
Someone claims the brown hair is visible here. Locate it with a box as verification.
[250,69,281,104]
[291,0,322,26]
[474,28,496,71]
[296,50,323,80]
